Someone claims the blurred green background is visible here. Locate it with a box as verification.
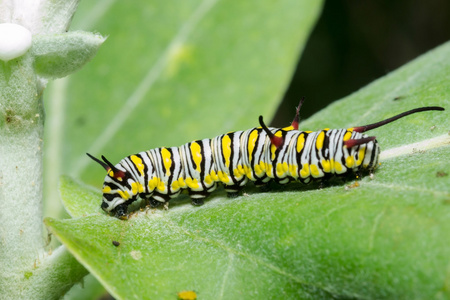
[273,0,450,126]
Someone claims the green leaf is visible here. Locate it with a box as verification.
[39,0,79,34]
[32,31,106,79]
[47,42,450,299]
[44,0,322,188]
[59,175,102,218]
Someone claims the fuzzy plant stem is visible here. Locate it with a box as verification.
[0,53,48,295]
[0,1,104,297]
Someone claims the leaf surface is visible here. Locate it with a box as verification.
[46,42,450,299]
[32,31,105,79]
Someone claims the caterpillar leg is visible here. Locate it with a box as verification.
[189,190,209,206]
[254,178,272,192]
[148,198,164,208]
[224,184,243,198]
[163,201,170,210]
[191,198,205,206]
[258,184,271,193]
[227,191,240,198]
[111,202,129,220]
[274,177,291,185]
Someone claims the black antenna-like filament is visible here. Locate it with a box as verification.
[353,106,444,133]
[259,116,283,148]
[86,153,110,171]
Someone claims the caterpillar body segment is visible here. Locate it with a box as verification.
[88,104,444,219]
[211,131,248,193]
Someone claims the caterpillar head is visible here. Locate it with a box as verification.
[87,153,137,219]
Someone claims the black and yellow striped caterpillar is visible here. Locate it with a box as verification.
[88,100,444,219]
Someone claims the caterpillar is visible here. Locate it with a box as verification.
[87,100,444,219]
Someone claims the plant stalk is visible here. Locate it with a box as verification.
[0,55,46,296]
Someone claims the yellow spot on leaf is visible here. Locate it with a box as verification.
[178,290,197,300]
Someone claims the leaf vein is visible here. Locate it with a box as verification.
[218,252,234,300]
[368,208,385,251]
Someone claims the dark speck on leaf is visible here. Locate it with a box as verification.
[436,171,448,177]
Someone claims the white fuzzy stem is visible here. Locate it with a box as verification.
[0,1,99,298]
[0,56,46,296]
